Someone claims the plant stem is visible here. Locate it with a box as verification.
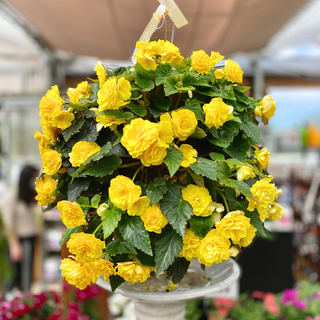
[114,128,121,138]
[118,162,141,168]
[93,223,102,235]
[218,191,229,213]
[132,165,143,182]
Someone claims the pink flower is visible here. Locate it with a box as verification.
[293,299,307,310]
[214,298,234,308]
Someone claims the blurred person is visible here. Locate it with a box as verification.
[1,165,40,292]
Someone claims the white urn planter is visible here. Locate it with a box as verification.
[97,258,240,320]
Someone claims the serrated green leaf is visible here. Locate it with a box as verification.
[148,104,163,118]
[155,64,172,85]
[189,172,205,187]
[182,73,193,87]
[217,161,231,180]
[225,135,250,161]
[209,127,219,139]
[226,158,243,167]
[76,196,90,214]
[155,225,183,276]
[235,90,250,105]
[191,79,211,87]
[122,112,134,120]
[190,127,207,139]
[146,177,167,205]
[163,147,183,177]
[134,72,155,91]
[167,258,190,284]
[97,110,123,119]
[189,215,214,239]
[126,103,147,117]
[232,116,242,123]
[113,135,122,146]
[76,118,99,142]
[210,153,225,161]
[196,87,236,100]
[222,85,235,99]
[67,178,92,202]
[106,239,137,255]
[101,204,123,239]
[225,99,247,112]
[160,185,193,237]
[134,62,156,80]
[91,194,101,208]
[155,99,170,111]
[89,82,99,101]
[62,117,85,142]
[60,226,80,247]
[130,90,143,100]
[164,77,179,96]
[184,99,205,123]
[83,155,122,178]
[109,275,125,292]
[82,109,96,118]
[119,216,152,255]
[136,249,155,267]
[234,86,250,93]
[239,121,262,145]
[207,122,239,148]
[190,157,217,181]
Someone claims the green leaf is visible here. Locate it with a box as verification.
[182,73,193,87]
[91,194,101,208]
[234,86,250,93]
[61,139,77,157]
[184,99,205,123]
[164,77,179,96]
[190,157,217,181]
[62,117,85,142]
[226,158,243,167]
[148,104,163,118]
[135,62,156,80]
[155,99,170,111]
[106,239,137,255]
[76,118,99,142]
[119,216,152,255]
[190,127,207,139]
[235,90,250,105]
[122,112,134,120]
[239,121,262,145]
[217,161,231,180]
[60,226,80,247]
[89,82,99,100]
[136,249,155,267]
[225,135,250,161]
[160,185,193,237]
[155,64,172,85]
[221,85,235,100]
[126,103,147,117]
[189,215,214,239]
[76,196,90,214]
[67,178,92,202]
[155,225,183,276]
[101,203,123,239]
[83,155,122,178]
[207,122,239,148]
[134,72,155,91]
[196,87,236,100]
[191,79,211,87]
[166,258,190,284]
[232,116,242,123]
[226,99,247,112]
[163,147,183,177]
[146,177,167,205]
[97,110,123,119]
[113,135,122,146]
[210,153,224,161]
[109,275,125,292]
[82,109,96,118]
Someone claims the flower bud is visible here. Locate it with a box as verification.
[97,203,109,216]
[254,106,262,117]
[188,90,193,98]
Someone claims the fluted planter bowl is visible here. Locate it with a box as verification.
[97,258,240,320]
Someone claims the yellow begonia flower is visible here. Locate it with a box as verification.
[93,259,115,282]
[40,120,60,145]
[197,229,230,266]
[67,232,106,263]
[57,201,86,228]
[236,166,255,182]
[60,258,101,290]
[117,260,151,283]
[67,81,92,104]
[191,50,223,75]
[179,229,201,261]
[97,77,131,111]
[268,202,284,221]
[95,61,108,88]
[260,95,276,121]
[172,109,198,141]
[225,59,243,83]
[256,147,270,171]
[140,203,168,234]
[203,98,233,129]
[135,40,159,71]
[96,115,126,128]
[247,176,281,222]
[39,85,64,122]
[69,141,101,167]
[180,144,197,168]
[158,40,184,65]
[41,149,62,176]
[121,118,159,159]
[182,184,213,217]
[157,113,174,148]
[215,210,257,247]
[140,142,167,167]
[109,175,141,211]
[35,174,57,206]
[127,196,150,216]
[214,69,225,79]
[34,130,52,152]
[51,111,75,130]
